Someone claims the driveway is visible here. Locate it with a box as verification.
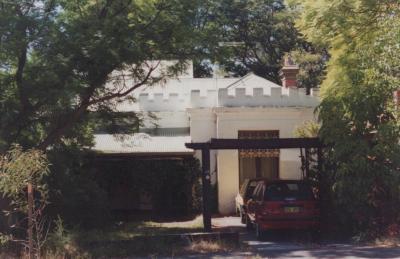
[196,216,400,259]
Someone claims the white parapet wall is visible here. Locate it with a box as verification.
[191,90,218,108]
[138,85,319,112]
[218,87,319,107]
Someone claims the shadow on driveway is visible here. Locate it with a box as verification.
[204,216,400,259]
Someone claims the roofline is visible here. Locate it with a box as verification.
[93,150,194,155]
[226,73,254,89]
[225,72,282,89]
[93,151,194,158]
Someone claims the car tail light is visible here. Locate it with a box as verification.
[303,203,314,209]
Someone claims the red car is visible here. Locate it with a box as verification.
[245,180,320,239]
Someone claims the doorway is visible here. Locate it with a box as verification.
[238,130,279,187]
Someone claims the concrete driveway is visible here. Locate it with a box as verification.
[198,216,400,259]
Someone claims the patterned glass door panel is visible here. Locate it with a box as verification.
[238,131,279,187]
[238,130,280,158]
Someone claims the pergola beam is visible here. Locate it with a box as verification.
[186,137,325,150]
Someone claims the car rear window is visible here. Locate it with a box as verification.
[244,180,259,199]
[264,182,314,201]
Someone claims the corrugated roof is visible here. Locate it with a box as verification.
[92,134,193,154]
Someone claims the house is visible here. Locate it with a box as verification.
[92,60,320,215]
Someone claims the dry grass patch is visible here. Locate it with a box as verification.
[374,237,400,248]
[186,240,237,254]
[145,215,204,230]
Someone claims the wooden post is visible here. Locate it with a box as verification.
[305,148,310,179]
[300,148,305,179]
[201,147,212,232]
[27,182,34,259]
[317,148,322,179]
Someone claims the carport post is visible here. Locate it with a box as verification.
[201,146,212,232]
[305,148,310,178]
[317,147,323,180]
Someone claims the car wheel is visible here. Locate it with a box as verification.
[255,223,265,240]
[245,215,252,230]
[310,228,321,242]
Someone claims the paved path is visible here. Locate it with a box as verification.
[192,216,400,259]
[182,243,400,258]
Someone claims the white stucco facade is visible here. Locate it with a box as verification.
[188,106,317,214]
[94,66,320,215]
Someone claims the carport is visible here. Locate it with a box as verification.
[185,137,326,231]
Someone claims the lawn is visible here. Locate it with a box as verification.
[46,215,238,258]
[74,215,204,242]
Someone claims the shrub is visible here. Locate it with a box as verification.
[45,143,202,228]
[95,157,202,216]
[0,145,50,257]
[45,146,110,228]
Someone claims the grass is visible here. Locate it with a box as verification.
[72,214,204,242]
[2,215,240,258]
[42,215,239,258]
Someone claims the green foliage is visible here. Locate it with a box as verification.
[0,145,50,256]
[0,145,49,213]
[97,157,202,215]
[293,120,320,138]
[0,0,211,151]
[191,0,327,86]
[293,0,400,236]
[290,49,328,94]
[45,146,110,227]
[193,60,214,78]
[44,151,201,227]
[45,216,78,257]
[211,0,301,82]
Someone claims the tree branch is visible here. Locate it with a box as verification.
[87,63,159,105]
[37,62,160,150]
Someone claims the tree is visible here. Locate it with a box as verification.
[0,145,50,257]
[0,1,216,249]
[291,0,400,236]
[192,0,327,93]
[0,0,209,151]
[197,0,326,86]
[289,48,328,94]
[212,0,300,82]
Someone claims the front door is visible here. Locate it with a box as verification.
[238,130,279,188]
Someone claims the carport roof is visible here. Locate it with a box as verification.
[93,134,193,154]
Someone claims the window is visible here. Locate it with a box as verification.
[264,182,314,201]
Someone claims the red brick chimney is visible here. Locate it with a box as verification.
[279,55,299,88]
